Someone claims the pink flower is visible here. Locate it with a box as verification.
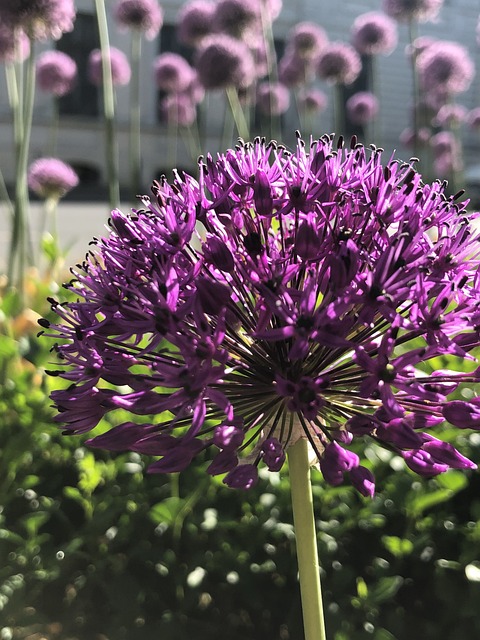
[36,50,77,97]
[113,0,163,40]
[88,47,131,87]
[28,157,79,200]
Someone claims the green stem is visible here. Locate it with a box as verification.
[94,0,120,210]
[49,98,59,156]
[408,20,420,161]
[129,30,142,198]
[225,86,250,141]
[288,438,327,640]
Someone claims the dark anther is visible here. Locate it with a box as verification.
[38,318,50,328]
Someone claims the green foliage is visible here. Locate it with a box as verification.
[1,282,480,640]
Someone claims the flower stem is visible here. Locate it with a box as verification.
[129,29,142,197]
[288,438,327,640]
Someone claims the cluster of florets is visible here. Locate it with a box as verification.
[36,50,77,97]
[42,135,480,494]
[316,42,362,85]
[28,157,79,200]
[0,0,76,41]
[346,91,379,126]
[88,47,132,87]
[113,0,164,40]
[382,0,444,23]
[351,11,398,56]
[416,41,475,96]
[256,82,290,116]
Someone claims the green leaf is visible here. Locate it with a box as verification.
[436,470,468,493]
[381,535,414,557]
[20,511,49,537]
[149,497,184,526]
[0,335,17,361]
[356,576,368,599]
[41,232,60,262]
[407,488,453,516]
[374,629,397,640]
[371,575,404,603]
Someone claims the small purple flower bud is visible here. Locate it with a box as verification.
[213,423,244,449]
[203,236,235,272]
[320,441,359,486]
[376,418,424,449]
[223,464,258,489]
[443,400,480,430]
[421,435,477,470]
[196,277,231,315]
[261,437,286,472]
[346,415,376,436]
[148,438,205,473]
[254,170,274,217]
[295,221,321,260]
[207,449,238,475]
[86,421,152,451]
[403,449,449,476]
[350,466,375,497]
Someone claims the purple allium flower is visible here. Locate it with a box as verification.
[405,35,436,60]
[256,81,290,116]
[160,93,197,127]
[36,50,77,97]
[153,53,196,93]
[430,130,462,176]
[213,0,259,41]
[43,135,480,494]
[417,41,475,96]
[433,103,467,128]
[351,12,397,56]
[195,34,255,90]
[286,22,328,61]
[0,0,76,41]
[346,91,379,125]
[278,51,311,88]
[0,24,30,63]
[88,47,132,87]
[28,157,79,200]
[467,107,480,131]
[177,0,215,47]
[399,126,431,148]
[316,42,362,85]
[382,0,444,23]
[298,88,327,114]
[113,0,163,40]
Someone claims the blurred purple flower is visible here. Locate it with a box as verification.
[278,51,311,88]
[405,35,436,60]
[298,88,327,114]
[160,93,197,127]
[0,24,30,63]
[351,12,397,56]
[256,81,290,116]
[213,0,259,41]
[36,50,77,97]
[153,53,196,93]
[430,130,462,176]
[399,126,431,148]
[28,157,79,200]
[195,34,255,90]
[316,42,362,85]
[177,0,215,47]
[433,103,467,128]
[113,0,163,40]
[382,0,443,23]
[88,47,131,87]
[0,0,76,41]
[43,135,480,493]
[346,91,379,125]
[467,107,480,131]
[417,41,475,96]
[286,22,328,61]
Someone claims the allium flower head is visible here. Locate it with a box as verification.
[351,12,397,56]
[467,107,480,131]
[417,41,475,96]
[113,0,164,40]
[195,34,255,90]
[28,157,79,200]
[433,103,467,128]
[316,42,362,85]
[256,81,290,116]
[0,0,76,41]
[430,130,462,176]
[399,126,431,148]
[346,91,379,125]
[88,47,132,87]
[43,135,480,494]
[382,0,444,23]
[287,22,328,61]
[298,88,327,114]
[153,53,195,93]
[0,25,30,63]
[160,93,196,127]
[36,50,77,97]
[278,51,311,88]
[213,0,259,41]
[177,0,215,47]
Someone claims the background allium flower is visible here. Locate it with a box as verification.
[278,52,311,88]
[160,93,196,127]
[298,88,327,114]
[153,53,195,93]
[467,107,480,131]
[316,42,362,85]
[346,91,379,125]
[88,47,132,87]
[286,22,328,61]
[433,103,467,128]
[256,81,290,116]
[0,25,30,63]
[177,0,215,47]
[0,0,76,41]
[36,50,77,97]
[351,12,397,56]
[417,41,475,96]
[113,0,163,40]
[405,35,436,60]
[382,0,444,23]
[213,0,259,41]
[399,126,431,148]
[430,130,462,176]
[28,157,78,200]
[195,34,255,90]
[43,136,480,494]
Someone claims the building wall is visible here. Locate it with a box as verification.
[0,0,479,193]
